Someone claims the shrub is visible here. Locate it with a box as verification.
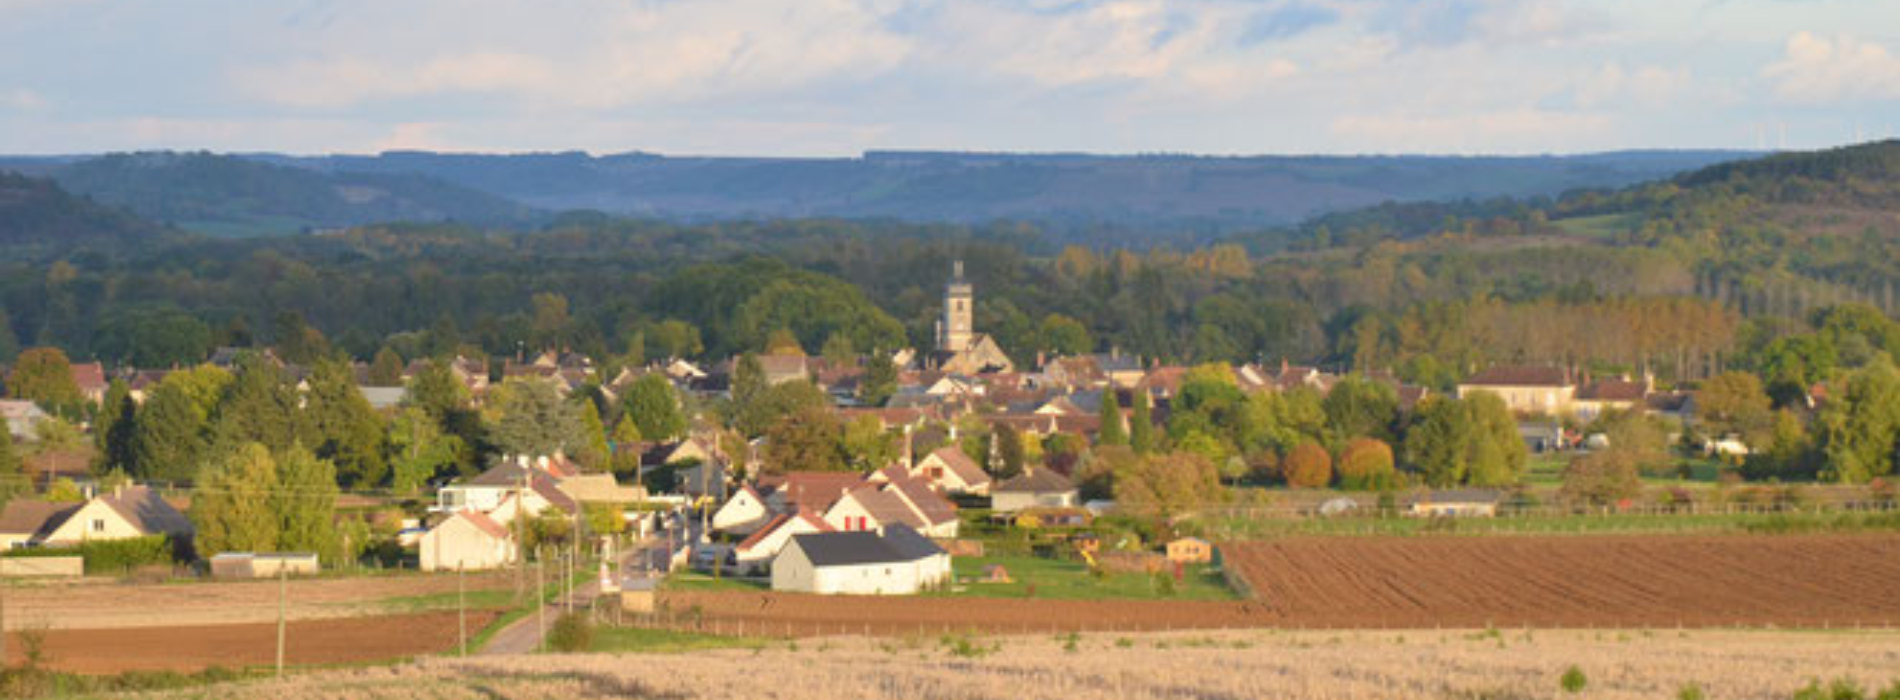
[1560,666,1587,694]
[1283,443,1333,488]
[1677,682,1705,700]
[546,612,595,653]
[1337,439,1398,491]
[2,535,177,575]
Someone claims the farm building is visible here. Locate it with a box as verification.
[1166,537,1213,564]
[210,552,321,579]
[991,468,1079,513]
[770,524,950,595]
[1408,489,1502,518]
[733,509,833,574]
[419,510,517,572]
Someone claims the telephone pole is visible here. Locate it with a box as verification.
[275,563,288,678]
[535,550,546,652]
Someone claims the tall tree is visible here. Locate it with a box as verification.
[1817,359,1900,483]
[647,319,703,360]
[857,352,897,407]
[1096,389,1126,447]
[273,443,339,560]
[575,398,611,470]
[0,423,25,501]
[368,347,405,387]
[762,405,847,473]
[1323,375,1400,443]
[992,423,1025,479]
[1111,451,1225,522]
[841,415,898,470]
[1129,390,1157,454]
[6,347,82,414]
[190,442,281,556]
[131,378,215,482]
[1696,371,1775,447]
[0,309,19,365]
[302,358,388,487]
[490,378,584,458]
[94,379,136,472]
[729,353,773,437]
[272,311,329,365]
[387,407,462,495]
[1403,394,1527,487]
[622,373,686,442]
[405,358,471,418]
[212,352,299,452]
[610,414,643,478]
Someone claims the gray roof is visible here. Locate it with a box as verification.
[995,468,1076,494]
[102,485,193,536]
[789,523,943,567]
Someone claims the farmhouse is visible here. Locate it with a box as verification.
[823,479,960,538]
[1457,366,1574,415]
[770,524,951,595]
[991,468,1080,513]
[906,447,992,496]
[0,485,192,549]
[419,510,516,572]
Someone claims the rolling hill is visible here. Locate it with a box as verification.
[0,171,171,247]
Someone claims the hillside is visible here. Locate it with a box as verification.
[0,171,170,247]
[17,152,541,237]
[261,149,1748,234]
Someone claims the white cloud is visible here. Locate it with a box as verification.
[1,88,45,110]
[1329,108,1613,152]
[1763,31,1900,104]
[1574,62,1691,108]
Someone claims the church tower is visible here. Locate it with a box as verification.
[939,260,973,352]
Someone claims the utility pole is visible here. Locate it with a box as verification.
[514,470,527,602]
[535,550,546,652]
[275,563,288,679]
[457,563,467,657]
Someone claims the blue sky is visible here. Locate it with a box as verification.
[1,0,1897,156]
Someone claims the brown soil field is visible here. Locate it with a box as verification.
[2,610,501,674]
[4,572,515,630]
[125,629,1900,700]
[662,534,1900,634]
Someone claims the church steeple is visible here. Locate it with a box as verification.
[939,260,973,352]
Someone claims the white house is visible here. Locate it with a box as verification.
[908,447,992,496]
[0,485,192,549]
[732,509,832,574]
[822,479,959,538]
[713,484,773,535]
[770,524,950,595]
[991,468,1079,513]
[419,510,517,572]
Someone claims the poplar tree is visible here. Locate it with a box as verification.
[1096,390,1126,447]
[191,443,281,556]
[1129,390,1156,454]
[303,358,387,487]
[274,443,339,560]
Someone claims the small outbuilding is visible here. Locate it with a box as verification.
[419,510,517,572]
[209,552,320,579]
[1165,537,1213,564]
[1407,489,1503,518]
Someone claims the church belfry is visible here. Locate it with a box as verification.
[939,260,973,352]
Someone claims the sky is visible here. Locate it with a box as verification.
[1,0,1897,157]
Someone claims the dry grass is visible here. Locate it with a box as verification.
[119,628,1900,700]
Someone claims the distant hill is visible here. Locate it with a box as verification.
[0,171,170,247]
[1,152,542,237]
[259,149,1750,233]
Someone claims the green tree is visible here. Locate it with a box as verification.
[610,414,643,478]
[993,423,1025,479]
[762,405,847,473]
[1816,359,1900,483]
[0,309,18,365]
[1337,438,1398,491]
[1111,451,1225,522]
[405,358,471,418]
[1696,371,1774,447]
[1560,449,1642,506]
[272,311,330,365]
[368,347,405,387]
[763,328,805,356]
[387,407,462,495]
[647,319,703,360]
[1096,390,1126,447]
[45,477,84,503]
[729,353,771,437]
[7,347,82,413]
[576,398,611,470]
[820,332,856,367]
[621,373,686,442]
[303,358,388,487]
[1323,375,1399,442]
[1129,390,1157,454]
[131,378,215,482]
[841,415,898,470]
[1403,394,1527,487]
[1037,314,1092,356]
[212,352,300,452]
[191,442,281,556]
[273,443,339,560]
[490,378,584,458]
[0,424,25,501]
[95,379,137,473]
[857,353,897,407]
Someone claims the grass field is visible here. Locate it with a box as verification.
[939,555,1234,600]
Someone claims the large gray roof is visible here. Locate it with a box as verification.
[789,523,943,567]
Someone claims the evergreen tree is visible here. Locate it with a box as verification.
[368,347,405,387]
[405,358,471,418]
[212,352,299,452]
[857,353,897,407]
[95,379,136,472]
[303,358,388,487]
[993,423,1025,479]
[273,443,340,561]
[730,353,771,436]
[1129,390,1156,454]
[491,378,584,458]
[1096,390,1126,447]
[0,423,25,501]
[576,398,611,470]
[622,373,686,442]
[610,414,643,478]
[131,381,210,482]
[191,443,281,556]
[0,309,19,365]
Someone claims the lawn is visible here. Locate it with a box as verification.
[936,554,1236,601]
[588,626,768,653]
[663,570,767,592]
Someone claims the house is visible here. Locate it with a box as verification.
[908,447,992,496]
[991,468,1079,513]
[1572,376,1652,421]
[713,485,773,535]
[732,509,832,574]
[1166,537,1213,564]
[357,386,407,411]
[756,355,811,386]
[0,399,49,440]
[824,483,924,533]
[1408,489,1502,518]
[761,472,863,513]
[419,510,517,572]
[71,362,108,404]
[0,485,192,549]
[770,524,951,595]
[1458,366,1575,416]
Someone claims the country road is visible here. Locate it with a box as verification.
[480,536,665,655]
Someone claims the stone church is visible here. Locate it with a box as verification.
[930,261,1014,375]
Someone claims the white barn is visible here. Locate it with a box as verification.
[770,524,950,595]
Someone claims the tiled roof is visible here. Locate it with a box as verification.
[1462,366,1570,387]
[995,468,1076,494]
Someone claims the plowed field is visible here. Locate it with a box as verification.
[663,534,1900,633]
[2,610,501,674]
[1224,534,1900,628]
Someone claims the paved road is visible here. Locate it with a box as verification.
[479,536,664,655]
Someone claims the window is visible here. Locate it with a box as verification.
[92,519,106,532]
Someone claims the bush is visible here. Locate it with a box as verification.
[1560,666,1587,693]
[1283,443,1333,488]
[2,535,178,575]
[1337,439,1398,491]
[546,612,595,653]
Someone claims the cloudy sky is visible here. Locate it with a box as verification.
[1,0,1896,156]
